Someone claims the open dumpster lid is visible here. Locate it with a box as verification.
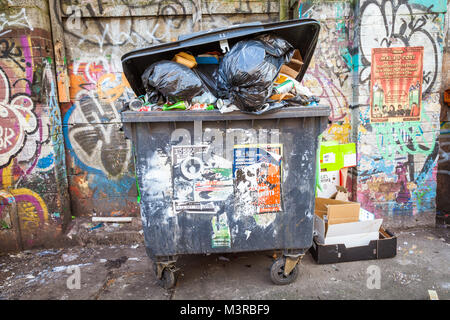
[121,19,321,97]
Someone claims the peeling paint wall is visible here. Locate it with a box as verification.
[0,0,70,251]
[53,0,280,218]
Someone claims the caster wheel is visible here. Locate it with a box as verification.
[159,268,176,289]
[270,258,299,285]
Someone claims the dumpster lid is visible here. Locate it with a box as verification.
[121,19,321,97]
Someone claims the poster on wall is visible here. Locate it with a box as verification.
[172,145,233,214]
[370,46,424,123]
[233,144,283,214]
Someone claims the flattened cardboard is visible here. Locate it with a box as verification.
[320,219,383,248]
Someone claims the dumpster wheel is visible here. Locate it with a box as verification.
[270,257,299,285]
[159,268,177,289]
[153,260,178,290]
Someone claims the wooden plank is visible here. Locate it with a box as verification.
[48,0,70,103]
[92,217,133,223]
[60,0,280,18]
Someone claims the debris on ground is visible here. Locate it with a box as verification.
[104,256,128,269]
[428,290,439,300]
[62,254,78,263]
[37,250,60,257]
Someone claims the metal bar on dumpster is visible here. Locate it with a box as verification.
[121,106,331,123]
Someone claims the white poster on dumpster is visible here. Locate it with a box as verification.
[172,145,233,214]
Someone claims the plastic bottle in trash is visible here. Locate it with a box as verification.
[274,80,295,94]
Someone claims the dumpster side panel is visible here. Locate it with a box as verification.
[133,122,180,257]
[133,116,326,257]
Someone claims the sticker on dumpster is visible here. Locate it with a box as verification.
[172,145,233,214]
[173,201,218,214]
[233,144,282,214]
[211,213,231,248]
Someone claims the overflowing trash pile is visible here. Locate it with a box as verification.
[127,34,319,115]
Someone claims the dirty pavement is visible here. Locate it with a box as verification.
[0,226,448,300]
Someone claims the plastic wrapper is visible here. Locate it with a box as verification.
[141,60,206,103]
[216,34,295,114]
[276,94,320,106]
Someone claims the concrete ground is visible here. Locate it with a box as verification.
[0,225,448,300]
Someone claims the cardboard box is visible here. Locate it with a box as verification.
[309,227,397,264]
[279,49,303,79]
[280,64,299,79]
[320,142,356,172]
[315,197,360,225]
[317,171,340,198]
[314,215,383,248]
[314,197,383,248]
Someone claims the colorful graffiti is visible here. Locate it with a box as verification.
[55,0,280,217]
[354,0,444,223]
[299,2,355,125]
[0,10,69,250]
[358,0,444,97]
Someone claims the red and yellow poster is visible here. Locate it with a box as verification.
[370,47,424,122]
[233,144,282,214]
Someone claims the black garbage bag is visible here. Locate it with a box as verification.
[141,60,205,103]
[193,64,220,97]
[217,34,295,113]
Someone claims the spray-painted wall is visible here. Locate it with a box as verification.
[0,0,70,251]
[354,0,446,227]
[299,1,355,144]
[299,0,447,227]
[55,0,280,218]
[1,0,446,252]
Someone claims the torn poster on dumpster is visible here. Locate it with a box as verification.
[172,145,233,214]
[233,144,283,214]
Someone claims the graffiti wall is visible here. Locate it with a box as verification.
[54,0,280,217]
[1,0,446,252]
[299,0,355,143]
[299,0,446,227]
[354,0,446,227]
[0,2,70,251]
